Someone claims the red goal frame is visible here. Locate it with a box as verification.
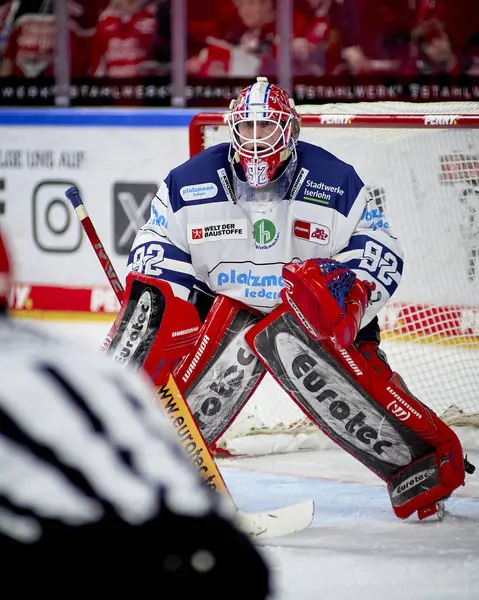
[189,112,479,157]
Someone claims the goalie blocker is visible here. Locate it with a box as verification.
[245,259,475,520]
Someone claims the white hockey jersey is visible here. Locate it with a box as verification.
[129,141,404,327]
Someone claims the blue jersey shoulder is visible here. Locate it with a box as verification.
[166,143,231,212]
[295,141,365,217]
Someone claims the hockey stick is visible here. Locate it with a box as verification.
[158,373,314,538]
[65,186,314,539]
[66,187,124,304]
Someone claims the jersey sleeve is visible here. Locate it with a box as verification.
[127,177,204,301]
[332,183,404,327]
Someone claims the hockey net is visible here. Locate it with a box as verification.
[189,101,479,455]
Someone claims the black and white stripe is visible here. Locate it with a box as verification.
[0,319,229,543]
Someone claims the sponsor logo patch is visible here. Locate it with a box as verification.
[361,207,390,229]
[180,183,218,201]
[275,332,412,466]
[212,262,285,303]
[390,468,436,499]
[304,179,345,205]
[216,168,236,204]
[188,219,247,244]
[148,203,168,229]
[172,326,200,337]
[293,219,330,244]
[253,219,280,249]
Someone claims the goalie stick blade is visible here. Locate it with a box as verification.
[235,499,315,540]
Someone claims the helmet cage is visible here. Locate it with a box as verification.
[229,109,295,157]
[226,84,300,188]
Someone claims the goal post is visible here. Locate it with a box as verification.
[189,101,479,455]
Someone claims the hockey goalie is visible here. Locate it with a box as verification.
[102,76,475,521]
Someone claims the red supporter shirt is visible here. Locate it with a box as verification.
[419,0,477,49]
[2,1,109,78]
[91,4,158,78]
[3,13,56,77]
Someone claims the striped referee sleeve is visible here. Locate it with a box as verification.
[0,321,225,542]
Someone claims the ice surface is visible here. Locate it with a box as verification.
[220,451,479,600]
[25,319,479,600]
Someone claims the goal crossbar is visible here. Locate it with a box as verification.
[189,112,479,156]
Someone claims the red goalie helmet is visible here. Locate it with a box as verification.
[0,228,12,308]
[226,77,301,188]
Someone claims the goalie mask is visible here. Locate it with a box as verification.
[226,77,301,190]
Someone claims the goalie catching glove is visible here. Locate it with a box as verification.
[281,258,374,350]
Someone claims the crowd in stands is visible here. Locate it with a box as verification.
[0,0,477,80]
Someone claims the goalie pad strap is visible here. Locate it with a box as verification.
[246,305,466,519]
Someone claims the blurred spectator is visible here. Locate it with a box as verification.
[187,0,237,55]
[0,1,17,61]
[186,0,371,78]
[418,0,478,54]
[411,18,460,75]
[0,0,10,23]
[353,0,417,74]
[0,0,55,77]
[2,0,475,84]
[69,0,111,77]
[463,31,479,76]
[187,0,277,78]
[292,0,370,76]
[91,0,162,78]
[0,0,108,78]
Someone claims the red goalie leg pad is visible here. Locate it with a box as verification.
[173,296,266,450]
[387,437,466,520]
[174,295,261,393]
[245,307,469,520]
[102,272,202,385]
[345,341,467,519]
[356,341,467,516]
